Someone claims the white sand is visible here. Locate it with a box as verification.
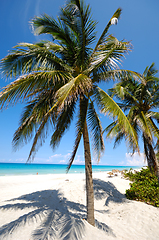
[0,171,159,240]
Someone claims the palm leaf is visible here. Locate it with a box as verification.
[67,97,88,172]
[32,14,75,46]
[26,73,84,162]
[31,14,80,66]
[26,99,61,162]
[50,100,76,149]
[55,74,92,107]
[105,121,136,150]
[91,69,143,84]
[147,112,159,121]
[0,70,70,109]
[94,86,139,151]
[87,101,104,162]
[136,111,153,140]
[113,132,125,149]
[61,0,97,46]
[143,62,158,78]
[146,116,159,139]
[12,102,39,150]
[94,8,122,52]
[89,37,131,74]
[109,81,139,104]
[26,73,91,162]
[12,89,58,151]
[0,42,72,78]
[64,0,96,66]
[26,116,52,162]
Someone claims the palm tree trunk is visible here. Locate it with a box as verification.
[156,160,159,183]
[83,122,95,226]
[144,134,159,183]
[147,139,159,183]
[143,135,155,170]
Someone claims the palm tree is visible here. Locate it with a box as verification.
[0,0,138,226]
[105,63,159,181]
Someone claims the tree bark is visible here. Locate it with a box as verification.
[144,134,159,183]
[147,138,159,183]
[83,122,95,226]
[156,159,159,183]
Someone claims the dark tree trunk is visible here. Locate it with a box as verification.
[83,122,95,226]
[143,134,159,183]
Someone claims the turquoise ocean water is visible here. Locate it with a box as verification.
[0,163,138,176]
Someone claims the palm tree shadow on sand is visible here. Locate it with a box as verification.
[0,182,117,240]
[93,178,128,206]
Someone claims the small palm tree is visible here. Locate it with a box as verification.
[105,63,159,181]
[0,0,138,225]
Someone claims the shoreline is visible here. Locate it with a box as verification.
[0,162,141,176]
[0,171,158,240]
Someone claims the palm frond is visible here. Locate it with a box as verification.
[103,121,117,135]
[113,131,125,149]
[31,14,75,46]
[55,74,92,107]
[143,62,158,78]
[136,111,152,140]
[87,101,104,162]
[12,89,58,151]
[26,73,91,162]
[0,42,71,78]
[89,37,131,74]
[147,112,159,121]
[91,69,143,84]
[12,102,39,151]
[26,117,51,163]
[50,100,76,149]
[94,86,139,151]
[61,0,97,47]
[31,13,80,66]
[146,116,159,139]
[105,116,140,152]
[108,81,139,104]
[94,8,122,52]
[104,121,120,140]
[26,100,60,162]
[0,70,70,109]
[67,97,88,172]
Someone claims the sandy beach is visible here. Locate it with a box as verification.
[0,171,159,240]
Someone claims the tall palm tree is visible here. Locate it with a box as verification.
[0,0,138,226]
[105,63,159,181]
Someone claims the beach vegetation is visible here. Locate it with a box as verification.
[0,0,139,226]
[124,167,159,207]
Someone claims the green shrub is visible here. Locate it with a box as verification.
[124,167,159,207]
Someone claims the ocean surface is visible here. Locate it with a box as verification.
[0,163,139,176]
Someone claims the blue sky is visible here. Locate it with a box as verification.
[0,0,159,166]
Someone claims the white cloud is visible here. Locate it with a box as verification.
[73,155,84,164]
[2,152,84,164]
[125,152,146,166]
[59,160,66,163]
[15,158,25,162]
[59,154,85,164]
[49,153,71,164]
[35,0,41,16]
[51,154,62,158]
[118,161,125,165]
